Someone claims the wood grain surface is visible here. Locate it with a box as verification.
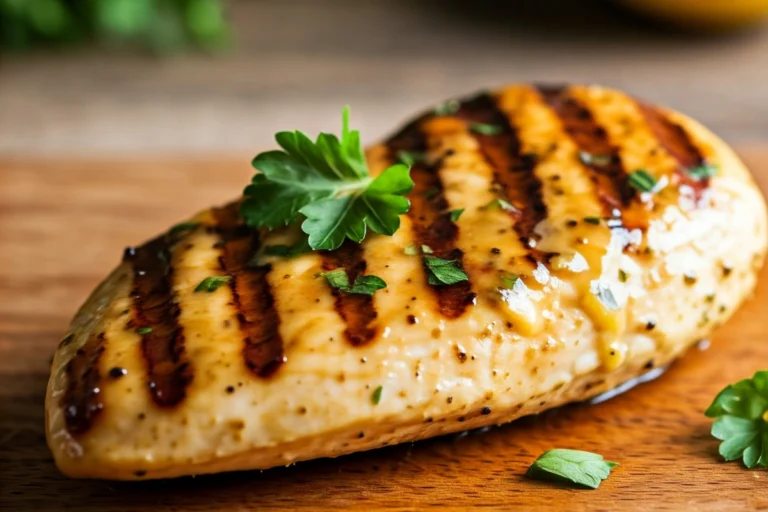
[1,149,767,511]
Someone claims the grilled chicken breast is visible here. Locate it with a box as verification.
[46,84,768,480]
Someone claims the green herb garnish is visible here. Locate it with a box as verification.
[482,198,517,213]
[705,371,768,468]
[470,123,503,136]
[241,107,414,251]
[526,449,618,489]
[397,150,426,167]
[618,269,628,283]
[422,186,440,199]
[434,99,460,116]
[262,239,311,258]
[404,244,420,256]
[371,385,383,405]
[688,164,718,181]
[404,244,434,256]
[321,269,387,296]
[136,327,152,335]
[194,276,231,293]
[579,152,613,167]
[628,169,658,193]
[583,216,601,225]
[168,221,200,236]
[423,256,469,286]
[449,208,465,222]
[501,273,519,288]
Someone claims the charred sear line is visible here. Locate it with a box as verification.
[457,93,550,256]
[537,85,634,212]
[637,101,710,200]
[386,120,474,319]
[126,236,191,407]
[60,332,106,435]
[322,242,378,346]
[213,203,285,378]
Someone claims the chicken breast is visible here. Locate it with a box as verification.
[46,84,768,480]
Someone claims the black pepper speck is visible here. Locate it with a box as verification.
[108,367,127,379]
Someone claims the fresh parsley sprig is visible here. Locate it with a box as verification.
[321,269,387,296]
[628,169,658,193]
[526,449,618,489]
[423,256,469,286]
[705,371,768,468]
[688,163,718,181]
[241,107,414,251]
[194,276,231,293]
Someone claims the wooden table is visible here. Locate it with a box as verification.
[1,149,767,511]
[2,0,768,155]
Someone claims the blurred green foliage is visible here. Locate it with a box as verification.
[0,0,230,53]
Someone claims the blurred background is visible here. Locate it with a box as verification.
[1,0,768,155]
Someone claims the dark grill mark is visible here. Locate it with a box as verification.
[637,102,710,201]
[537,85,635,214]
[321,242,378,346]
[126,235,191,407]
[386,119,474,319]
[60,332,106,435]
[457,93,550,256]
[213,203,285,378]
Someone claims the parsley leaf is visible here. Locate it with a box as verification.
[262,238,311,258]
[371,385,383,405]
[404,244,434,256]
[501,273,519,288]
[321,269,387,296]
[168,221,200,236]
[423,256,469,286]
[422,186,439,199]
[434,99,460,116]
[583,216,601,225]
[449,208,465,222]
[688,163,718,181]
[241,107,414,251]
[628,169,658,193]
[194,276,231,293]
[705,371,768,468]
[618,269,628,283]
[470,123,503,136]
[321,268,350,289]
[404,244,420,256]
[579,151,613,167]
[526,449,618,489]
[347,275,387,295]
[136,327,152,335]
[397,150,426,167]
[483,198,517,213]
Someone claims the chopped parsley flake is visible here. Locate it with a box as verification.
[194,276,231,293]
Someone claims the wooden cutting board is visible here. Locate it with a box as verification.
[1,150,767,511]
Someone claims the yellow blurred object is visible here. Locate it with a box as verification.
[617,0,768,31]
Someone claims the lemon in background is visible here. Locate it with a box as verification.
[616,0,768,31]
